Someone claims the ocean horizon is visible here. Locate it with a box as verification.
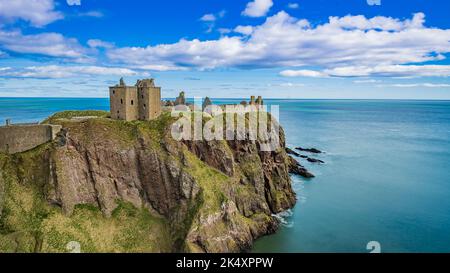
[2,97,450,124]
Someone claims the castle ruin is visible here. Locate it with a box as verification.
[249,95,263,106]
[109,78,161,121]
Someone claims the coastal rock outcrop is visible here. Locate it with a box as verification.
[0,111,296,253]
[285,147,300,157]
[295,147,322,154]
[307,157,324,164]
[288,156,315,178]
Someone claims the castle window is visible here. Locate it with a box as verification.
[113,90,115,94]
[142,95,144,99]
[120,99,123,104]
[131,100,134,105]
[144,104,146,109]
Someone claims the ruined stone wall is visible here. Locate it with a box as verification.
[0,124,62,154]
[110,86,138,121]
[148,87,162,120]
[110,86,126,120]
[138,86,161,120]
[125,87,139,121]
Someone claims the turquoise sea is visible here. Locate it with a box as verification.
[1,98,450,253]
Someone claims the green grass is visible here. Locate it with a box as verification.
[0,152,51,252]
[44,110,174,150]
[39,201,171,253]
[42,110,110,124]
[182,150,230,214]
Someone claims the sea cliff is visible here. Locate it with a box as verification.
[0,110,296,253]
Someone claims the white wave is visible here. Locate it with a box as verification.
[272,209,294,228]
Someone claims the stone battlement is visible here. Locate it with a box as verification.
[0,122,62,154]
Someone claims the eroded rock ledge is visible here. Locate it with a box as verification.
[0,111,296,253]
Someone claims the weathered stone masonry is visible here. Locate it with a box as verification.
[0,123,62,154]
[109,78,161,121]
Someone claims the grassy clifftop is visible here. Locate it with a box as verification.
[42,110,110,124]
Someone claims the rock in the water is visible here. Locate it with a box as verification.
[285,147,300,157]
[307,157,324,164]
[287,156,315,178]
[295,147,322,154]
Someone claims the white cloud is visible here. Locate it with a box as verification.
[78,11,104,18]
[199,10,226,33]
[218,10,226,18]
[278,82,305,87]
[282,65,450,78]
[326,65,450,77]
[378,83,450,88]
[280,70,328,78]
[353,79,381,83]
[328,13,425,31]
[105,12,450,76]
[0,65,147,79]
[234,25,254,35]
[87,39,114,49]
[107,36,244,69]
[421,83,450,87]
[242,0,273,18]
[135,64,187,72]
[67,0,81,6]
[0,0,63,27]
[0,29,90,61]
[200,14,216,22]
[287,3,299,9]
[218,28,232,35]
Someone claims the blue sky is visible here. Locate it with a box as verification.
[1,0,450,99]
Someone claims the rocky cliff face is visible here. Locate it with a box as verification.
[0,111,296,253]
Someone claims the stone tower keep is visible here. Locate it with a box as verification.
[136,79,161,120]
[109,78,161,121]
